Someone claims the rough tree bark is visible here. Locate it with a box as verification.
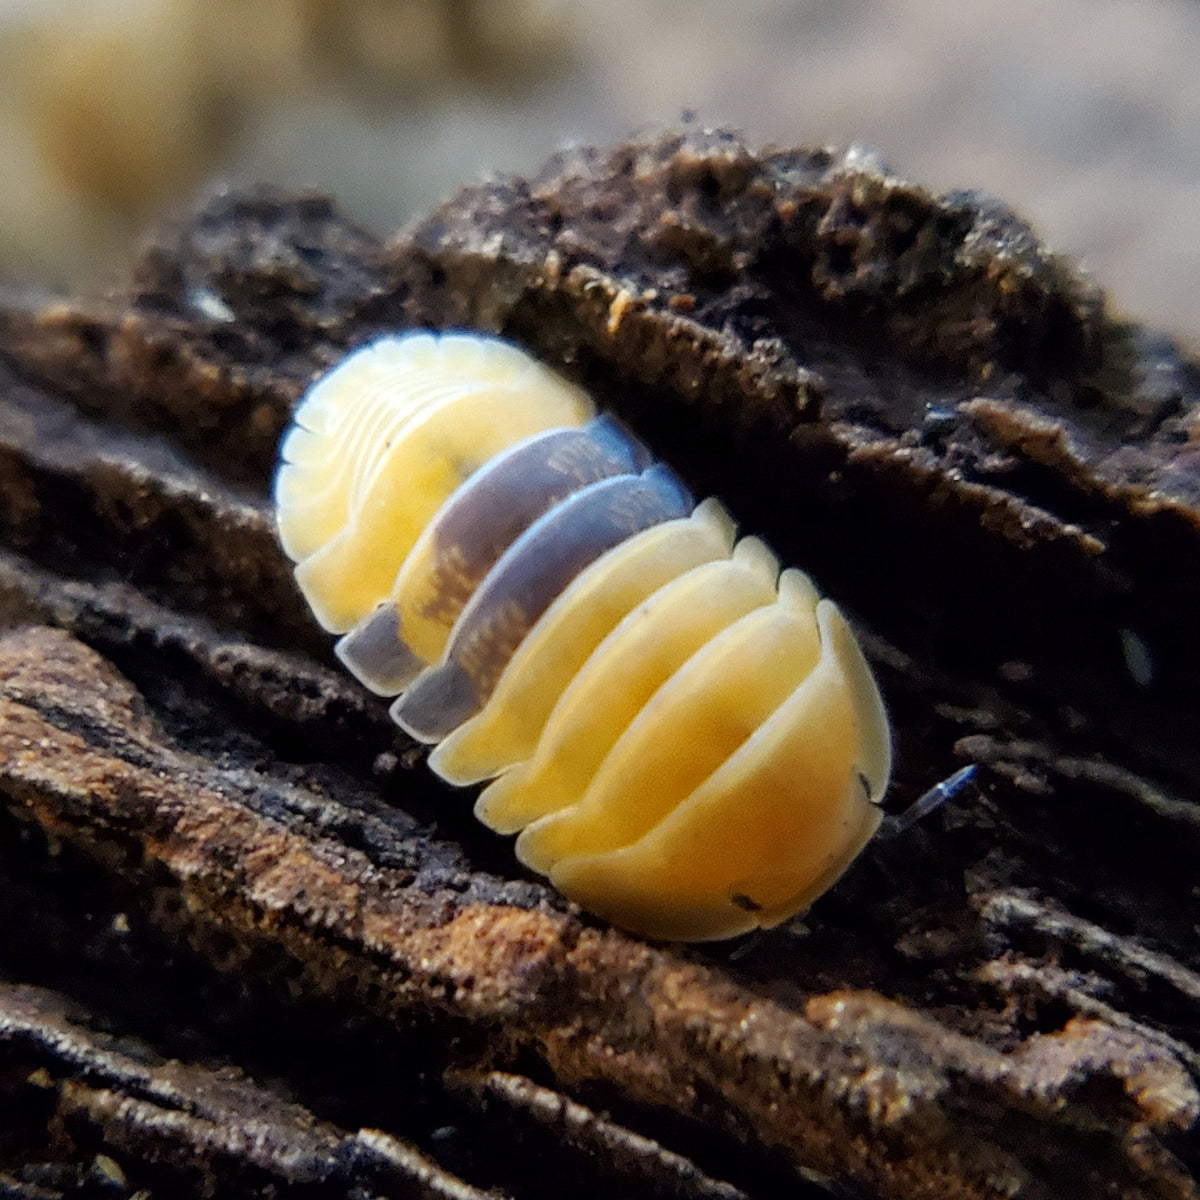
[0,130,1197,1200]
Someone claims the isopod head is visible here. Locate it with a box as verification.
[274,330,892,940]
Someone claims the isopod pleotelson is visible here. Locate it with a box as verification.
[274,331,893,941]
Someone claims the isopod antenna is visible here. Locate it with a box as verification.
[877,764,978,840]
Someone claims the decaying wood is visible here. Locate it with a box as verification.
[0,129,1197,1199]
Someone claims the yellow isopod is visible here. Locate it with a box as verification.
[274,330,894,941]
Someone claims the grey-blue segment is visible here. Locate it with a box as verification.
[391,463,694,742]
[415,415,653,628]
[335,602,424,696]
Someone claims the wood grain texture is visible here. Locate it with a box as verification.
[0,130,1197,1200]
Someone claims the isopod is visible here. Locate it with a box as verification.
[274,330,894,940]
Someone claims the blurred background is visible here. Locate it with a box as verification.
[0,0,1197,345]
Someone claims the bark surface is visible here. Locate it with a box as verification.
[0,130,1197,1200]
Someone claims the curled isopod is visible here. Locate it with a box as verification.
[274,330,893,941]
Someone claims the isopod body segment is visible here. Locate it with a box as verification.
[274,330,892,941]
